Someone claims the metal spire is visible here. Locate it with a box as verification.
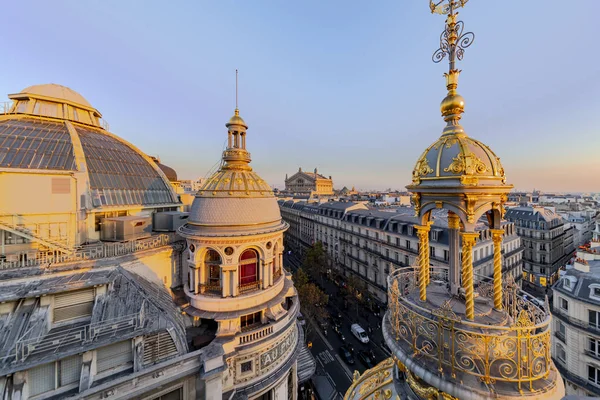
[430,0,475,129]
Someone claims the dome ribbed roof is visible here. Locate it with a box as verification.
[411,133,507,187]
[20,84,93,109]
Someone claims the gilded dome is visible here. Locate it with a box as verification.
[411,133,507,187]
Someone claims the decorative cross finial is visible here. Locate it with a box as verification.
[430,0,474,72]
[430,0,475,128]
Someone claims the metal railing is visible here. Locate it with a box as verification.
[387,266,552,394]
[0,213,72,252]
[0,233,179,270]
[198,282,222,297]
[238,280,262,294]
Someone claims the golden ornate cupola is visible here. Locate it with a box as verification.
[346,2,564,399]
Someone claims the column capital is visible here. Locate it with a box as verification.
[415,223,432,234]
[447,213,461,229]
[460,231,479,246]
[490,229,506,236]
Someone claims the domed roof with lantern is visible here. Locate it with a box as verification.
[410,69,508,189]
[180,105,286,236]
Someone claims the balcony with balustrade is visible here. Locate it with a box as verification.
[383,266,562,398]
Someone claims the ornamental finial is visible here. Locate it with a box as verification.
[430,1,474,130]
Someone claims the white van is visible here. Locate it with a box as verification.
[351,323,369,343]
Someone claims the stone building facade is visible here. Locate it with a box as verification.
[279,201,523,303]
[0,86,314,400]
[284,168,333,196]
[506,206,575,296]
[552,240,600,397]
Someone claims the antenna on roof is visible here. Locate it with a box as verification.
[235,69,239,110]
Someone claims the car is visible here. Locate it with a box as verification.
[346,343,355,354]
[297,313,306,326]
[339,345,355,365]
[351,323,370,343]
[358,351,374,368]
[333,325,345,341]
[523,294,545,309]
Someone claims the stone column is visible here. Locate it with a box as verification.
[491,229,504,310]
[448,212,461,296]
[232,268,239,296]
[461,232,479,320]
[415,224,431,301]
[262,261,269,289]
[220,265,237,297]
[189,265,197,294]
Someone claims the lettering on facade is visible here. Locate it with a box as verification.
[260,327,296,369]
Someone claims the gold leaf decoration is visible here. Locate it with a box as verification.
[413,157,434,180]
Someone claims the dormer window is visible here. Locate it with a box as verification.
[590,284,600,301]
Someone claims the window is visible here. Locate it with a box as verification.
[395,252,399,262]
[149,387,183,400]
[589,365,600,385]
[591,285,600,300]
[405,240,411,250]
[590,310,600,329]
[205,250,221,287]
[560,298,569,311]
[28,356,82,397]
[405,255,410,265]
[556,321,566,342]
[563,279,571,289]
[540,267,546,274]
[556,344,566,364]
[241,361,253,373]
[443,250,449,261]
[241,311,261,329]
[96,340,133,374]
[53,289,95,323]
[589,338,600,358]
[429,246,435,257]
[239,249,259,285]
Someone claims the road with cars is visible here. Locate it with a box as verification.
[285,252,391,398]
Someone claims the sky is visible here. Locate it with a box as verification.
[0,1,598,193]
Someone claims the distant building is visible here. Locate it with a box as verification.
[505,206,575,296]
[284,167,333,196]
[552,240,600,397]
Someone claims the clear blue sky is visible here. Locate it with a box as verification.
[1,1,598,192]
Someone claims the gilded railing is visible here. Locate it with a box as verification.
[198,282,222,297]
[387,266,552,393]
[239,280,262,294]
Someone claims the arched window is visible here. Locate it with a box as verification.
[239,249,259,285]
[205,250,221,287]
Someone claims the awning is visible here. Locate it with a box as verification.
[297,323,316,383]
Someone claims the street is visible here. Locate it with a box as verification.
[286,252,390,397]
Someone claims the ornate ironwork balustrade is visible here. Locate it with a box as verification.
[387,266,552,394]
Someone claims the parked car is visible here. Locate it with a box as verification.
[351,323,370,343]
[346,342,355,354]
[339,345,355,365]
[297,313,306,326]
[358,351,374,368]
[523,294,545,309]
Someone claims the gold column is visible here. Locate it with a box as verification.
[415,224,431,301]
[490,229,504,310]
[460,232,478,320]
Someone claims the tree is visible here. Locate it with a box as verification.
[343,274,368,320]
[297,282,329,337]
[302,242,329,285]
[293,267,309,290]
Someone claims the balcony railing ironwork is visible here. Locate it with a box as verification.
[198,282,222,297]
[239,280,262,294]
[0,233,179,270]
[387,266,553,394]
